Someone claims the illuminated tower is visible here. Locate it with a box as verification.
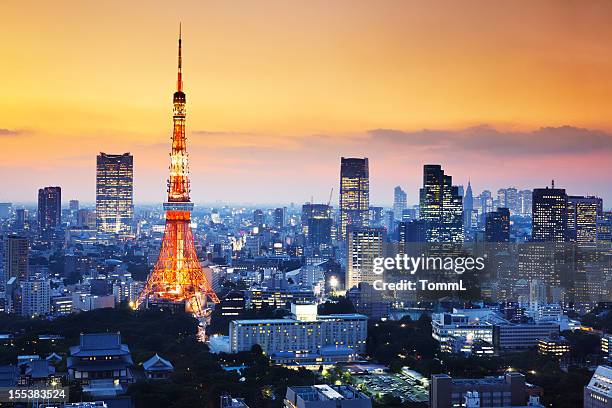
[136,27,219,317]
[339,157,369,240]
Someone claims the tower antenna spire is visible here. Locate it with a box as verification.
[177,23,183,92]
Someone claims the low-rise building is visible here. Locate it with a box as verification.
[230,303,367,368]
[494,322,559,351]
[284,385,371,408]
[142,354,173,380]
[537,334,570,358]
[432,312,494,344]
[430,372,542,408]
[67,333,134,397]
[584,365,612,408]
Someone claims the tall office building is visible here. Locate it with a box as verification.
[518,190,533,216]
[273,207,285,229]
[15,209,27,231]
[339,157,369,240]
[252,209,265,227]
[3,235,28,288]
[567,196,602,247]
[38,186,61,234]
[419,165,464,243]
[69,200,79,212]
[393,186,407,221]
[463,181,474,230]
[96,153,134,234]
[0,203,11,219]
[485,208,510,243]
[346,227,385,289]
[497,187,519,214]
[532,186,568,242]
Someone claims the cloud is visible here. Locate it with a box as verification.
[367,125,612,156]
[0,128,22,137]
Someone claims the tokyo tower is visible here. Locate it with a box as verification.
[136,27,220,317]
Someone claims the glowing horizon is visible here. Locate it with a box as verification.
[1,1,612,205]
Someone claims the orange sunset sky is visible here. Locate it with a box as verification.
[1,1,612,205]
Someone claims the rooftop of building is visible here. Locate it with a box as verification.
[69,333,131,358]
[289,384,370,401]
[586,365,612,398]
[142,354,173,371]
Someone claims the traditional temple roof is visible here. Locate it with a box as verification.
[143,354,174,372]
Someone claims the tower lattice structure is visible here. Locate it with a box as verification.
[136,28,219,317]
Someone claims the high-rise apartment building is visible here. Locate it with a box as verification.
[3,235,29,287]
[393,186,407,221]
[339,157,369,240]
[21,277,51,317]
[346,227,385,289]
[96,153,134,234]
[38,186,61,234]
[419,165,464,243]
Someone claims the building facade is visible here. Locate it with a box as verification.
[339,157,369,240]
[96,153,134,235]
[38,186,61,235]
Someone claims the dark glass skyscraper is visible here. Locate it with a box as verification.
[2,235,29,288]
[37,186,61,235]
[532,186,567,242]
[419,165,463,243]
[96,153,134,235]
[339,157,369,240]
[273,207,285,229]
[485,208,510,242]
[301,203,333,255]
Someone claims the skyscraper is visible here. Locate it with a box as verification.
[463,181,474,230]
[301,203,331,233]
[532,186,568,242]
[273,207,285,229]
[96,153,134,234]
[346,227,385,289]
[302,203,333,251]
[566,196,602,247]
[3,235,28,288]
[393,186,407,221]
[339,157,369,240]
[37,186,61,234]
[485,208,510,243]
[498,187,519,214]
[419,165,463,243]
[518,189,532,216]
[69,200,79,212]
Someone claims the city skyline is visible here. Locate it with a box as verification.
[2,1,612,204]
